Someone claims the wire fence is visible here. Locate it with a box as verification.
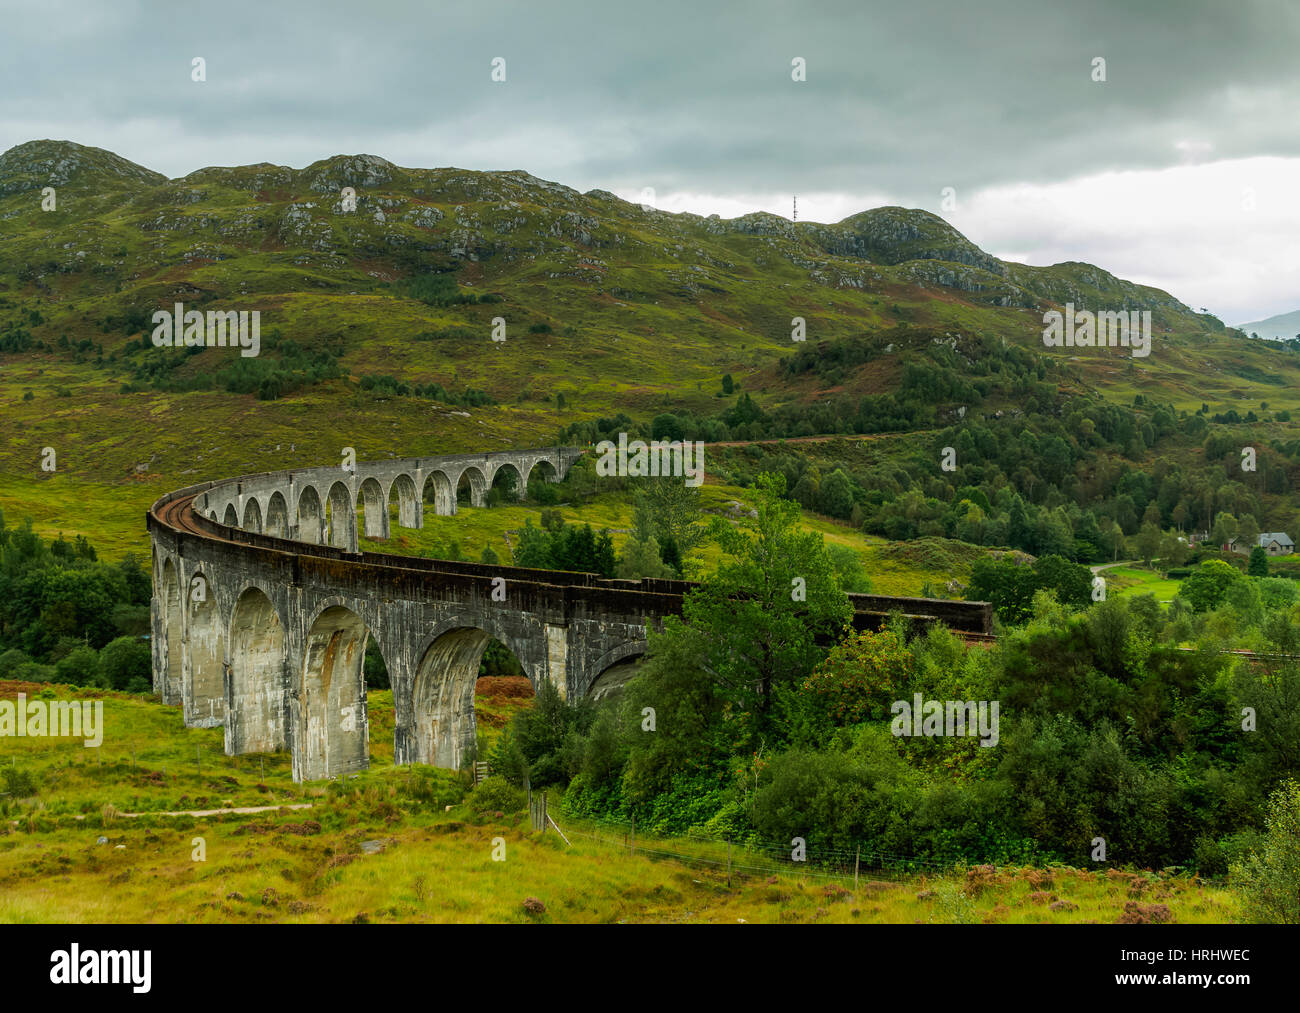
[548,810,962,887]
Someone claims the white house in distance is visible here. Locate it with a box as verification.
[1228,532,1295,556]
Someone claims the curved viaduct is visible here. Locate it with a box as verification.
[148,446,992,783]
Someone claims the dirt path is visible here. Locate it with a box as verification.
[74,803,314,819]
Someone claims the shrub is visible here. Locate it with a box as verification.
[54,644,102,687]
[0,649,31,678]
[405,272,467,307]
[99,636,151,690]
[1231,779,1300,923]
[469,775,526,814]
[1193,829,1264,878]
[1,766,38,798]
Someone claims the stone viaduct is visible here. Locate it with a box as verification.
[148,446,992,783]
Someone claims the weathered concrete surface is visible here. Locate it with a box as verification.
[149,445,993,784]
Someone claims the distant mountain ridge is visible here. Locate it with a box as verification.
[0,138,1210,322]
[5,137,1288,423]
[1235,309,1300,341]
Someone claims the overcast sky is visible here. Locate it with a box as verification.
[1,0,1297,324]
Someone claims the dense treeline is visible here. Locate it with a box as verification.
[515,509,617,577]
[558,328,1296,566]
[485,475,1300,874]
[358,373,494,407]
[0,511,152,690]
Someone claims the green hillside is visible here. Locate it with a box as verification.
[3,138,1300,567]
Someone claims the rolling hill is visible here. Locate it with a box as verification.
[3,138,1300,557]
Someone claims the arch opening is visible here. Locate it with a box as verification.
[357,477,387,540]
[528,459,558,485]
[228,587,287,754]
[487,463,523,506]
[324,481,353,550]
[411,628,533,770]
[297,486,323,544]
[389,473,419,529]
[422,470,454,517]
[526,459,559,503]
[242,497,263,533]
[455,467,487,509]
[222,503,238,527]
[413,628,487,770]
[586,653,645,704]
[265,491,290,538]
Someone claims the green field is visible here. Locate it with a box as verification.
[0,682,1239,924]
[1105,566,1184,602]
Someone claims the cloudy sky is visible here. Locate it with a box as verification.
[2,0,1297,324]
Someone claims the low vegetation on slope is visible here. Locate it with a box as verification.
[0,681,1245,925]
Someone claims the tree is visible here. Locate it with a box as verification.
[1231,779,1300,924]
[1102,520,1126,562]
[1178,559,1244,612]
[617,534,674,579]
[619,619,735,805]
[1135,522,1162,565]
[802,625,913,727]
[1008,498,1032,550]
[98,636,150,691]
[1237,513,1261,554]
[1032,555,1092,610]
[791,473,820,511]
[510,676,595,787]
[54,644,101,687]
[817,469,856,519]
[1159,530,1190,570]
[515,518,554,568]
[827,544,871,593]
[721,374,734,395]
[651,413,685,442]
[967,559,1039,623]
[1249,545,1270,577]
[1211,511,1239,549]
[683,473,852,744]
[632,479,705,569]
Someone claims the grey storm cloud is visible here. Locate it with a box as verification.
[1,0,1296,195]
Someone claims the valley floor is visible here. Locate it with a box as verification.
[0,685,1239,925]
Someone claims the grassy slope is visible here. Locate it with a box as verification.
[0,683,1237,924]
